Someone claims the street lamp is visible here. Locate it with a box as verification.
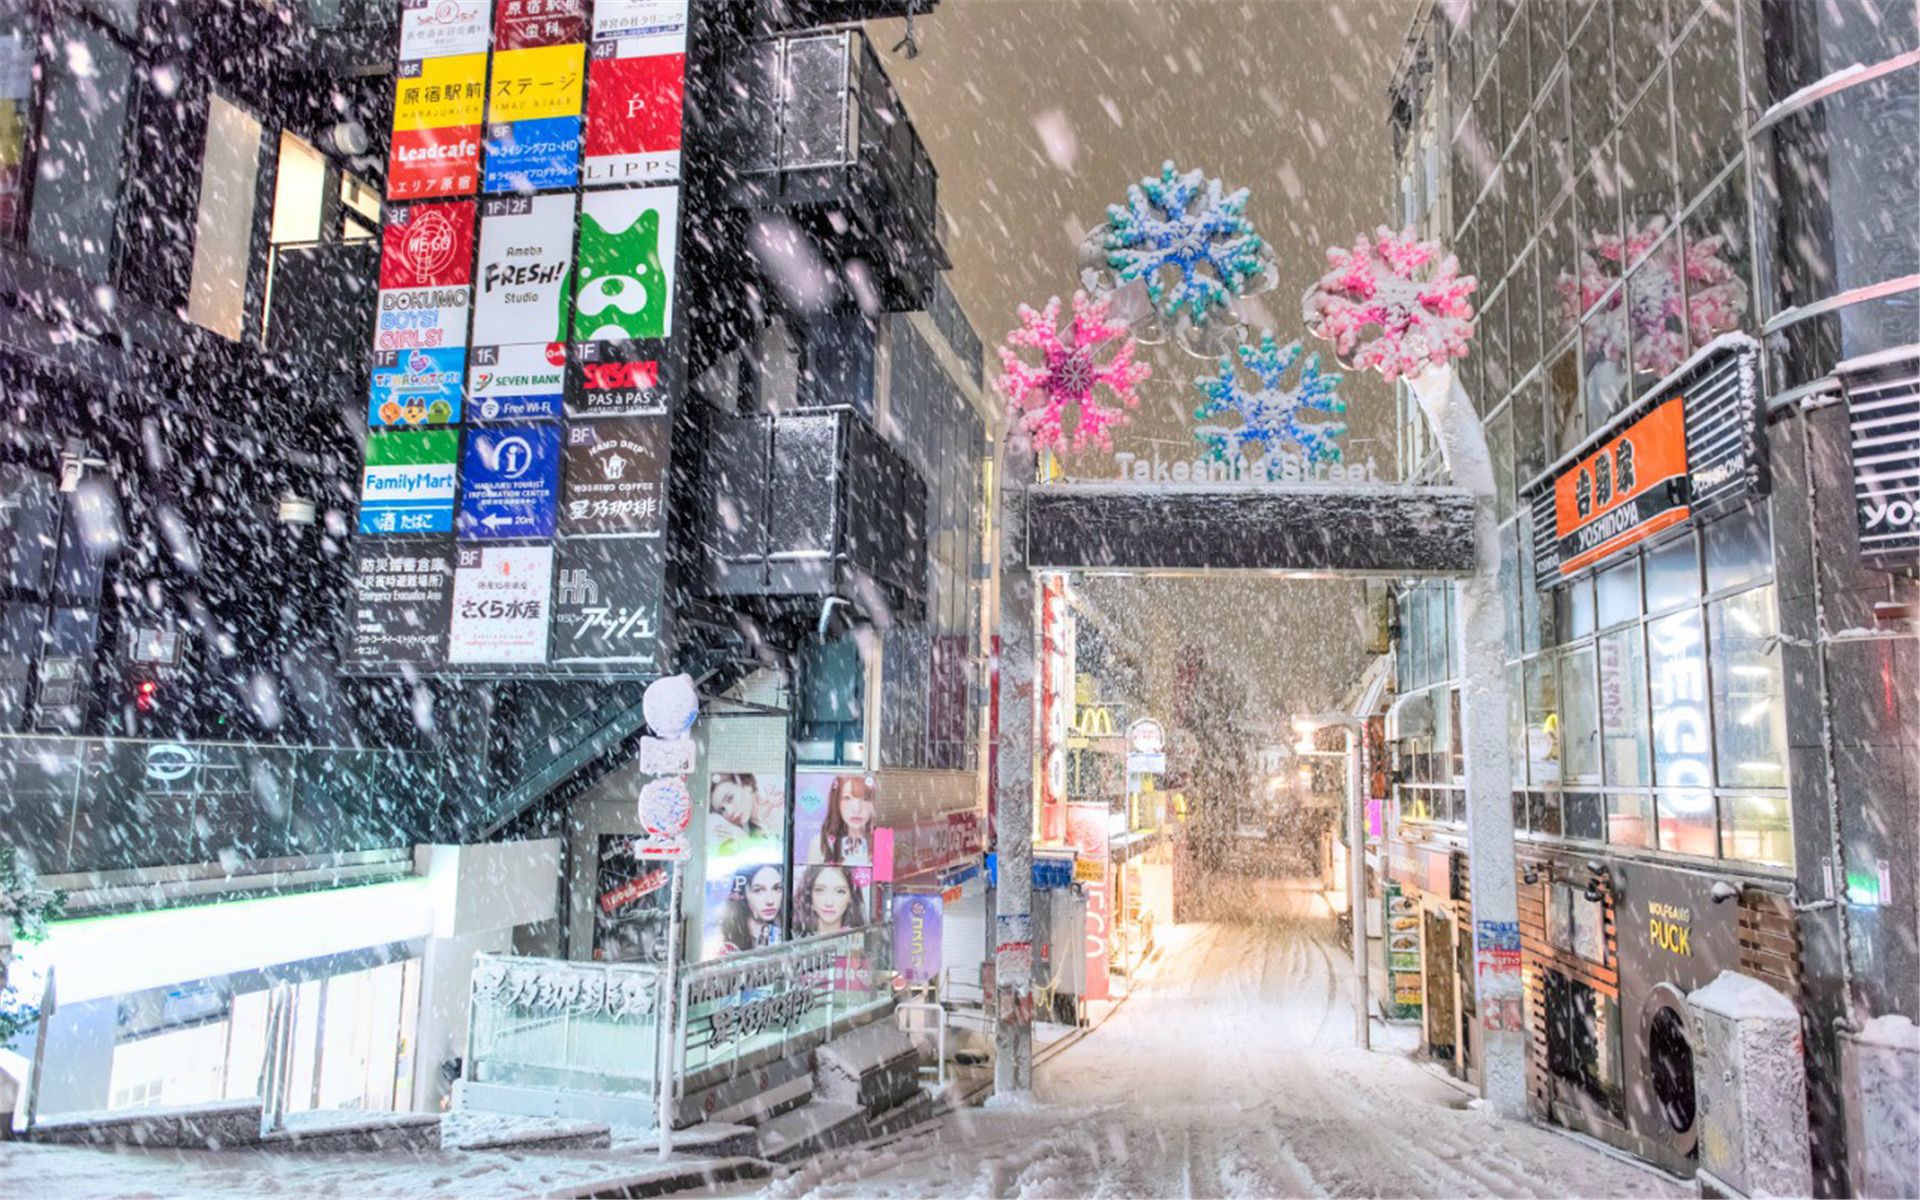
[1294,713,1370,1050]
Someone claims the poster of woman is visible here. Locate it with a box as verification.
[706,772,784,857]
[793,862,871,937]
[793,772,877,867]
[703,862,784,958]
[594,835,674,964]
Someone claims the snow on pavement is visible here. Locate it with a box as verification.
[743,879,1686,1199]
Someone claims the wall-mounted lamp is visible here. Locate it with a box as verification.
[1583,859,1611,903]
[1522,864,1543,886]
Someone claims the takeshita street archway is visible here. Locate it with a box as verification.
[990,187,1525,1121]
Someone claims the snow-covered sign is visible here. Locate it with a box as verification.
[471,952,658,1020]
[398,0,490,60]
[447,544,554,663]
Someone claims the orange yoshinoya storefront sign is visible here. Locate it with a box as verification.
[1552,396,1691,577]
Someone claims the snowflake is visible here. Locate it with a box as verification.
[997,292,1151,453]
[1555,217,1748,380]
[1104,162,1268,326]
[1192,331,1347,464]
[1301,225,1478,382]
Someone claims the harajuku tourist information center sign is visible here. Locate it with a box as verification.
[344,0,693,675]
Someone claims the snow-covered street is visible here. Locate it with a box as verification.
[742,880,1686,1200]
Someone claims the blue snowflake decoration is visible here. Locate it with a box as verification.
[1104,162,1267,326]
[1192,332,1348,464]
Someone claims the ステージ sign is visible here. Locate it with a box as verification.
[472,194,575,348]
[585,1,687,186]
[484,37,585,192]
[561,415,667,537]
[469,342,567,421]
[359,429,459,535]
[459,424,562,539]
[573,186,677,342]
[448,543,553,663]
[388,53,486,199]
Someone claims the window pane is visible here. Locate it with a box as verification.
[188,95,264,340]
[1710,585,1786,789]
[1670,2,1741,203]
[1565,790,1605,841]
[1598,625,1651,786]
[1657,789,1716,857]
[1643,531,1698,611]
[1721,792,1791,866]
[1508,661,1527,788]
[1561,644,1601,783]
[1596,557,1640,627]
[1530,788,1564,837]
[1547,346,1584,456]
[1582,290,1631,424]
[1490,405,1515,522]
[1705,505,1771,594]
[1607,790,1654,847]
[1648,609,1712,789]
[1525,655,1561,785]
[270,131,327,244]
[1406,586,1427,690]
[1628,233,1685,388]
[1428,582,1451,682]
[1556,574,1595,639]
[0,10,36,239]
[1617,69,1675,239]
[1680,168,1753,350]
[28,20,132,278]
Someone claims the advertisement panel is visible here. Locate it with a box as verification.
[703,771,787,959]
[458,423,562,539]
[484,114,583,193]
[358,429,459,535]
[448,543,553,663]
[1066,801,1111,1001]
[569,347,663,416]
[369,348,465,428]
[893,894,944,985]
[398,0,490,60]
[495,0,586,49]
[345,539,455,666]
[585,1,688,186]
[549,538,663,664]
[560,415,668,537]
[573,186,678,342]
[372,203,473,406]
[471,194,575,349]
[595,836,674,963]
[469,342,567,421]
[794,771,877,868]
[387,53,486,199]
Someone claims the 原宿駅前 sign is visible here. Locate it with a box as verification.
[1525,335,1762,588]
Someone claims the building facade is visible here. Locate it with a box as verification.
[1384,0,1917,1192]
[1,0,993,1129]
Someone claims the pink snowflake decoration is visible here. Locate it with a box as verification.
[997,291,1151,452]
[1300,226,1478,382]
[1556,217,1749,379]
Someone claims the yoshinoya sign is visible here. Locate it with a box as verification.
[1526,335,1763,588]
[1837,346,1920,568]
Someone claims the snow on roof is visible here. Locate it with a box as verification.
[1689,970,1799,1022]
[1834,343,1920,378]
[1852,1013,1920,1052]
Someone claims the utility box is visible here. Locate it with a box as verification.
[1687,971,1812,1199]
[1840,1014,1920,1200]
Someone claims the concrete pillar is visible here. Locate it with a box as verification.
[993,471,1036,1097]
[1408,366,1527,1120]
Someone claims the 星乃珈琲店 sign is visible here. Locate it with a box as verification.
[1552,396,1690,578]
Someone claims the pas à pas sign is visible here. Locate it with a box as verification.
[1110,449,1382,485]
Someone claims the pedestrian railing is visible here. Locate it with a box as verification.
[465,954,664,1100]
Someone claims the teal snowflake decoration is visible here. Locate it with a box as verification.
[1104,162,1267,326]
[1192,332,1348,464]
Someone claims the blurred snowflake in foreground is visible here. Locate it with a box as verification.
[1556,217,1748,379]
[1105,162,1267,326]
[1302,226,1477,382]
[1192,331,1347,464]
[998,292,1150,453]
